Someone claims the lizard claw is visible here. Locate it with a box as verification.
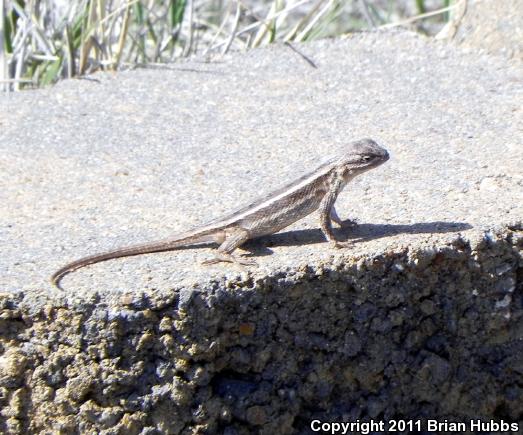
[340,218,358,228]
[331,240,353,249]
[202,252,258,267]
[202,258,220,265]
[237,258,258,267]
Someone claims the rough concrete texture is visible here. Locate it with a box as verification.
[454,0,523,60]
[1,30,522,434]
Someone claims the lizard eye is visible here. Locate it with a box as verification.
[361,155,372,162]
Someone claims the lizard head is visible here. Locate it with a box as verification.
[337,138,389,176]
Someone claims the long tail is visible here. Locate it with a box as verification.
[50,231,216,288]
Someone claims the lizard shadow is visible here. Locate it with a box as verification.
[241,221,473,256]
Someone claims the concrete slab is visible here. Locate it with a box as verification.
[2,31,521,298]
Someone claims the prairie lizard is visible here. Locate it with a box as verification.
[51,138,389,287]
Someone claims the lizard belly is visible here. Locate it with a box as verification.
[239,190,324,238]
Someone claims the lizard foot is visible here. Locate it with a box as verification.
[331,240,353,249]
[340,218,358,228]
[202,252,258,267]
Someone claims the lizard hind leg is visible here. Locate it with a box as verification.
[202,227,257,267]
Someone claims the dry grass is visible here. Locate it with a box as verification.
[0,0,458,91]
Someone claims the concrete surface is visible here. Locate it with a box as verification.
[1,30,522,434]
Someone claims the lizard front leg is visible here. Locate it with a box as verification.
[202,226,257,266]
[320,172,352,248]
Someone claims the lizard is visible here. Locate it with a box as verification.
[51,138,389,288]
